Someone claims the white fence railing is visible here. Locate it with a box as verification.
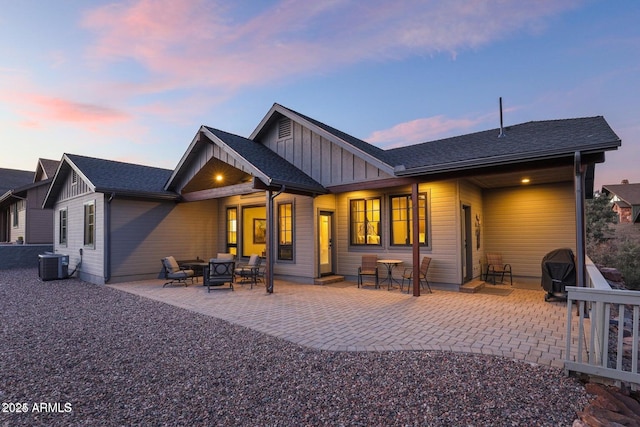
[565,258,640,387]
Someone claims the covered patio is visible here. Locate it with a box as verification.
[110,279,576,369]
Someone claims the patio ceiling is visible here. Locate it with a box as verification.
[181,158,253,194]
[467,164,575,189]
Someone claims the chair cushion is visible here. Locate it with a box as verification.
[163,256,180,273]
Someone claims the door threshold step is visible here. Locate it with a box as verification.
[460,280,485,293]
[314,275,345,285]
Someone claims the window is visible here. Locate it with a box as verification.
[278,202,293,260]
[84,201,95,247]
[350,197,381,245]
[226,207,237,256]
[390,193,428,246]
[59,209,68,245]
[12,203,18,227]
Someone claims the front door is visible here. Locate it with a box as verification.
[462,204,473,283]
[319,211,334,276]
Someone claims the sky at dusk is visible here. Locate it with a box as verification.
[1,0,638,190]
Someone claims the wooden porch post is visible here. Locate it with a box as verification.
[412,182,420,297]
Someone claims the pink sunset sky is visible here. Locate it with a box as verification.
[1,0,638,189]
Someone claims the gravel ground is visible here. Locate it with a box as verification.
[1,268,591,426]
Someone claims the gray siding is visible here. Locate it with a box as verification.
[53,172,103,284]
[25,185,53,244]
[109,198,219,283]
[261,121,393,187]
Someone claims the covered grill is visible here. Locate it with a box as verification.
[541,248,576,301]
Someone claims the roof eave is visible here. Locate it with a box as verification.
[395,144,619,177]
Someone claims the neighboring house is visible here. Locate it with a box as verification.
[44,103,621,289]
[0,159,58,244]
[602,180,640,224]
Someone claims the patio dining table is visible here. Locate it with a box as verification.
[377,259,403,290]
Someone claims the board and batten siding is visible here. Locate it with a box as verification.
[482,182,576,281]
[109,198,218,283]
[260,120,393,187]
[333,180,461,287]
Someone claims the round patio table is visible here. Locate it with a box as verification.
[377,259,403,290]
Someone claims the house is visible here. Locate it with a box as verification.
[0,159,59,244]
[43,103,621,290]
[602,180,640,224]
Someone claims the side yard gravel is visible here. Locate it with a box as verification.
[1,268,591,426]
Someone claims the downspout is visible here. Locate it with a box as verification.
[104,192,115,283]
[574,152,586,288]
[265,185,285,294]
[411,183,420,297]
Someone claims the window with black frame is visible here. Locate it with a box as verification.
[390,193,428,246]
[83,201,95,247]
[350,197,381,246]
[278,202,293,260]
[226,207,237,256]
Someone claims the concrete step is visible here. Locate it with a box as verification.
[314,275,345,285]
[460,280,485,293]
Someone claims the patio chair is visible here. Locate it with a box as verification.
[204,259,235,292]
[161,256,195,288]
[484,252,513,285]
[401,256,433,294]
[234,254,262,289]
[357,255,379,288]
[216,253,235,260]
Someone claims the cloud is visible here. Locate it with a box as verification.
[367,113,495,148]
[80,0,583,94]
[23,94,131,124]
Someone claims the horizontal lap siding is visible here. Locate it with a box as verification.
[54,193,104,283]
[483,182,576,279]
[334,181,460,286]
[26,185,53,244]
[110,199,218,281]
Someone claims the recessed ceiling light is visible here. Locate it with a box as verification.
[521,178,530,184]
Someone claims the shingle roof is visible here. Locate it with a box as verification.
[205,127,326,194]
[0,168,33,195]
[65,154,175,197]
[386,116,620,174]
[37,159,60,181]
[602,183,640,205]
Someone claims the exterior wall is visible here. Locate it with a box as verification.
[109,198,219,283]
[9,200,26,243]
[483,182,576,283]
[0,244,53,269]
[333,180,461,288]
[260,120,393,187]
[613,204,632,223]
[25,185,54,244]
[53,192,104,284]
[53,171,104,284]
[218,192,318,282]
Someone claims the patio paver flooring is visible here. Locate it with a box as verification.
[109,279,571,369]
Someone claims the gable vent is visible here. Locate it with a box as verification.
[278,118,292,139]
